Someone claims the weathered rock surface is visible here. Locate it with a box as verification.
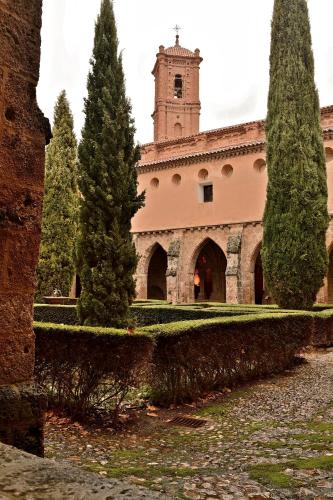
[0,443,168,499]
[0,0,50,455]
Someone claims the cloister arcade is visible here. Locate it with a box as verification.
[137,232,333,305]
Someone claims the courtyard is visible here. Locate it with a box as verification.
[44,348,333,499]
[1,0,333,498]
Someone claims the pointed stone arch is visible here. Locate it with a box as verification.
[143,241,167,275]
[189,238,227,302]
[250,242,264,305]
[249,242,271,305]
[147,243,168,300]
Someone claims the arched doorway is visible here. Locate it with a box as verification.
[194,239,227,302]
[328,248,333,303]
[147,244,167,300]
[254,252,264,305]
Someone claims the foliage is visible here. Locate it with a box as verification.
[34,305,79,325]
[35,322,152,420]
[34,303,275,327]
[311,308,333,346]
[34,311,317,414]
[36,91,78,301]
[262,0,328,309]
[77,0,144,327]
[144,313,312,404]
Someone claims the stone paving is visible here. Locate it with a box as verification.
[45,349,333,499]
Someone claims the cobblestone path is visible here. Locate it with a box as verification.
[45,349,333,499]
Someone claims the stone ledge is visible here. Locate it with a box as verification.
[0,383,45,456]
[0,443,167,499]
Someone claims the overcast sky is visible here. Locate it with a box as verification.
[37,0,333,145]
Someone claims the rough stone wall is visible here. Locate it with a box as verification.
[0,0,50,455]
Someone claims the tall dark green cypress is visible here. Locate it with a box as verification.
[77,0,144,327]
[37,91,78,301]
[262,0,328,309]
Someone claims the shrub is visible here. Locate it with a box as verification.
[34,303,285,328]
[143,313,313,405]
[130,305,258,326]
[34,305,78,325]
[312,309,333,347]
[34,311,317,414]
[34,323,153,420]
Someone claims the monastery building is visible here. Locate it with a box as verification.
[132,35,333,305]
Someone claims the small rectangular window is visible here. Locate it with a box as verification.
[203,184,213,203]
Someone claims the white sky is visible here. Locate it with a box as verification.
[37,0,333,145]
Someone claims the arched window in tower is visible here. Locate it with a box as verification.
[174,74,183,99]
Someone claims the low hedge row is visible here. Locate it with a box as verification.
[130,305,265,326]
[312,309,333,346]
[142,313,313,404]
[33,303,290,327]
[34,309,328,415]
[34,322,152,420]
[34,305,78,325]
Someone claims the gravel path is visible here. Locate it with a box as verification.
[45,349,333,499]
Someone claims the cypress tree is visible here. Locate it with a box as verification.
[37,91,78,300]
[77,0,144,327]
[262,0,328,309]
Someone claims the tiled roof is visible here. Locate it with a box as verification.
[138,127,333,172]
[164,45,196,57]
[138,140,265,172]
[142,105,333,149]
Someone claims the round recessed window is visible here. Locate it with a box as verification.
[325,147,333,163]
[172,173,181,185]
[254,158,267,173]
[198,168,209,180]
[150,177,159,188]
[222,164,233,178]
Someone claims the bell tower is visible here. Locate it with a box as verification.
[152,30,203,142]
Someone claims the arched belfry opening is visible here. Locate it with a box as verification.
[174,74,183,99]
[147,244,168,300]
[327,247,333,303]
[193,239,227,302]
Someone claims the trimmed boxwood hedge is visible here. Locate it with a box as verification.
[312,309,333,346]
[33,303,293,328]
[34,309,329,414]
[142,313,313,404]
[34,305,78,325]
[34,322,152,419]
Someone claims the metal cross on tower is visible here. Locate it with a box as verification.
[173,24,181,45]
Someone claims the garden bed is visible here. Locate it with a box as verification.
[34,301,293,327]
[33,306,333,415]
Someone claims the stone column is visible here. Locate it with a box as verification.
[226,233,242,304]
[316,280,327,304]
[0,0,50,456]
[166,240,181,304]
